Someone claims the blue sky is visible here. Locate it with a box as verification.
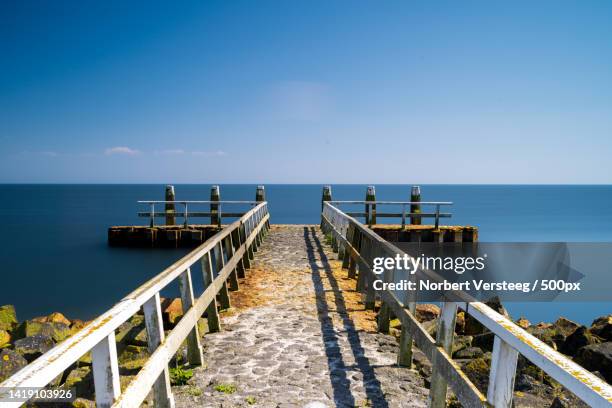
[1,1,611,183]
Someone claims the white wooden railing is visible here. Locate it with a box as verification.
[321,201,612,408]
[0,202,269,408]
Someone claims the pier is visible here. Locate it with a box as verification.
[1,185,611,407]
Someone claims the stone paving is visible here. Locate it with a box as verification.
[173,225,428,408]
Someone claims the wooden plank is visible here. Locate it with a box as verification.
[178,268,204,366]
[487,335,519,407]
[91,332,121,408]
[201,252,221,333]
[143,293,174,408]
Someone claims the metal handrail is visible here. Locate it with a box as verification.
[0,202,270,408]
[328,200,453,229]
[321,201,612,408]
[137,200,260,228]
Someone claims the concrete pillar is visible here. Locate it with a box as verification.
[210,185,220,227]
[410,185,421,225]
[365,186,376,226]
[165,185,176,226]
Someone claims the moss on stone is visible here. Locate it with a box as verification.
[0,305,17,332]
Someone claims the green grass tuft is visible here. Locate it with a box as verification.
[214,383,237,394]
[169,366,194,386]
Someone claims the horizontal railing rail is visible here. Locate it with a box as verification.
[137,200,260,227]
[321,201,612,408]
[328,200,453,228]
[0,202,270,408]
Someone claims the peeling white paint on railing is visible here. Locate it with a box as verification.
[0,202,269,408]
[321,202,612,408]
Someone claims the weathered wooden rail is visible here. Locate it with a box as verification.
[0,202,270,407]
[321,200,612,407]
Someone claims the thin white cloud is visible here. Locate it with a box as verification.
[105,146,140,155]
[191,150,227,157]
[159,149,185,155]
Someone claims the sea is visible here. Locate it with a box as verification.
[1,184,610,325]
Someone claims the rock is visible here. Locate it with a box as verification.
[536,322,553,329]
[455,311,465,334]
[0,305,18,332]
[116,315,147,347]
[515,373,539,392]
[415,304,440,322]
[462,357,490,393]
[422,319,437,338]
[549,396,570,408]
[162,298,183,326]
[0,329,10,347]
[14,335,54,362]
[574,342,612,383]
[591,315,612,341]
[561,326,601,356]
[0,349,28,382]
[553,317,580,337]
[451,335,473,355]
[72,398,96,408]
[33,312,71,326]
[16,320,71,342]
[118,345,150,372]
[527,325,559,350]
[472,332,495,352]
[64,366,93,398]
[516,317,531,329]
[454,347,484,359]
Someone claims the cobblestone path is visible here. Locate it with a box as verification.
[173,225,428,408]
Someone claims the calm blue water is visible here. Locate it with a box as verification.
[0,184,610,325]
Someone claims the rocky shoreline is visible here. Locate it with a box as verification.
[0,300,206,407]
[1,298,610,407]
[399,299,612,407]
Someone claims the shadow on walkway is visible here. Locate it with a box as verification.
[304,227,389,408]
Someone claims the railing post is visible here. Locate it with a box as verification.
[214,241,231,309]
[233,229,246,278]
[201,252,221,332]
[143,293,174,408]
[348,229,359,279]
[225,235,240,291]
[240,223,251,269]
[398,276,417,367]
[435,204,440,230]
[210,185,220,227]
[364,240,376,310]
[256,186,270,231]
[487,335,519,407]
[342,223,354,270]
[165,185,176,226]
[178,268,204,366]
[91,332,121,408]
[410,185,421,225]
[365,185,376,226]
[377,264,392,333]
[429,301,458,408]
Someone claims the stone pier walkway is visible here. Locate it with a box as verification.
[173,225,428,408]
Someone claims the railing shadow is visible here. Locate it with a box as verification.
[304,227,389,408]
